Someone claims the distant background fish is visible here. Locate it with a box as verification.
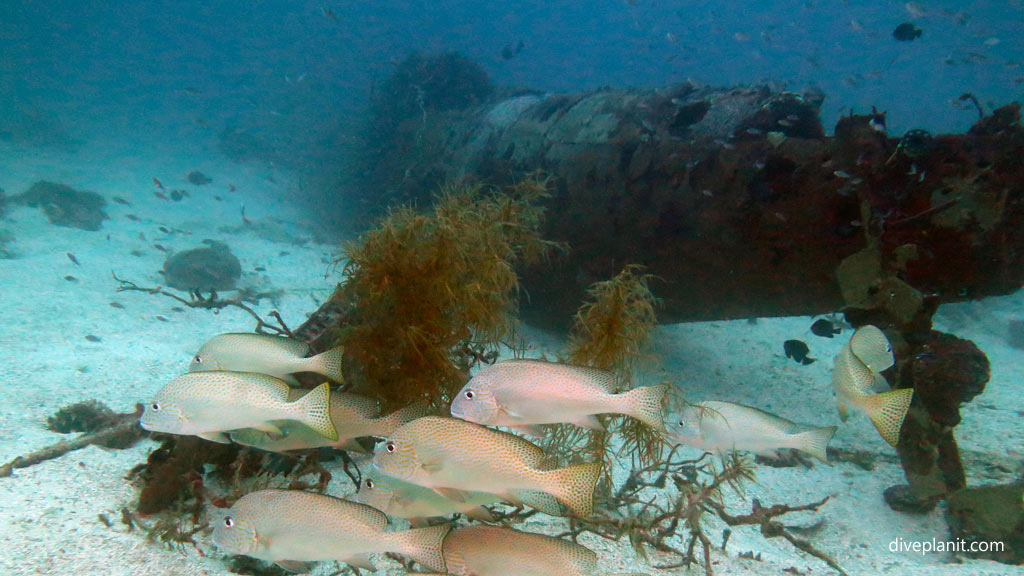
[422,525,650,576]
[832,325,914,446]
[783,339,815,365]
[450,359,667,433]
[373,416,601,517]
[810,318,842,338]
[211,489,449,573]
[231,391,426,453]
[669,400,836,462]
[140,372,337,443]
[189,333,344,385]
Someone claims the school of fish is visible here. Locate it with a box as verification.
[140,324,912,574]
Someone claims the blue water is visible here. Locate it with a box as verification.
[1,1,1022,575]
[2,1,1020,154]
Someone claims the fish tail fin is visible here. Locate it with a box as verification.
[861,388,914,446]
[293,382,338,441]
[390,523,450,572]
[619,384,669,432]
[513,489,564,516]
[376,402,430,438]
[542,462,602,517]
[790,425,837,462]
[303,346,345,383]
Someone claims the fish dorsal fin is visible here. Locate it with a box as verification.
[701,401,807,435]
[500,359,620,393]
[850,325,894,372]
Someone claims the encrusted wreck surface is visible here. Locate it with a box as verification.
[350,77,1024,326]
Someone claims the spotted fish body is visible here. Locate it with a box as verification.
[211,489,449,572]
[189,332,344,384]
[373,416,601,517]
[669,401,836,461]
[433,525,649,576]
[451,359,668,433]
[140,371,337,443]
[231,391,426,453]
[832,326,914,446]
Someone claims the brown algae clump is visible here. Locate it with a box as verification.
[337,178,558,409]
[568,264,659,375]
[549,265,666,473]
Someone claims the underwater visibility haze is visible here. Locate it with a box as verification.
[1,1,1022,575]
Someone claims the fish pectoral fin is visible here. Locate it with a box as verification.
[509,423,546,437]
[340,553,375,571]
[570,414,606,431]
[419,455,445,474]
[500,406,524,419]
[434,487,472,503]
[253,422,284,439]
[275,561,312,574]
[198,432,231,444]
[837,401,849,422]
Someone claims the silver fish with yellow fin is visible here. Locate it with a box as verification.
[373,416,601,517]
[140,371,337,444]
[211,489,449,573]
[450,359,668,434]
[354,473,563,523]
[190,332,344,385]
[419,525,649,576]
[669,400,836,461]
[231,391,426,453]
[354,473,499,525]
[832,325,914,446]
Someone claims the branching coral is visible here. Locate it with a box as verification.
[558,449,843,576]
[336,176,559,409]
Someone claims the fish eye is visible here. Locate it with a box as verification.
[151,403,160,411]
[365,479,375,489]
[385,442,396,453]
[193,355,202,364]
[465,390,475,399]
[224,517,234,528]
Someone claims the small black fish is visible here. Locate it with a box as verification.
[111,196,131,206]
[893,22,922,42]
[170,189,184,202]
[109,302,125,309]
[84,334,102,342]
[67,252,80,265]
[784,339,815,365]
[810,318,841,338]
[64,275,77,282]
[501,40,525,60]
[254,266,266,272]
[126,214,140,222]
[158,226,171,234]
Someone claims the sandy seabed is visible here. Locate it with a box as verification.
[0,138,1021,576]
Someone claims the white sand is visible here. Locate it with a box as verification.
[0,138,1021,576]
